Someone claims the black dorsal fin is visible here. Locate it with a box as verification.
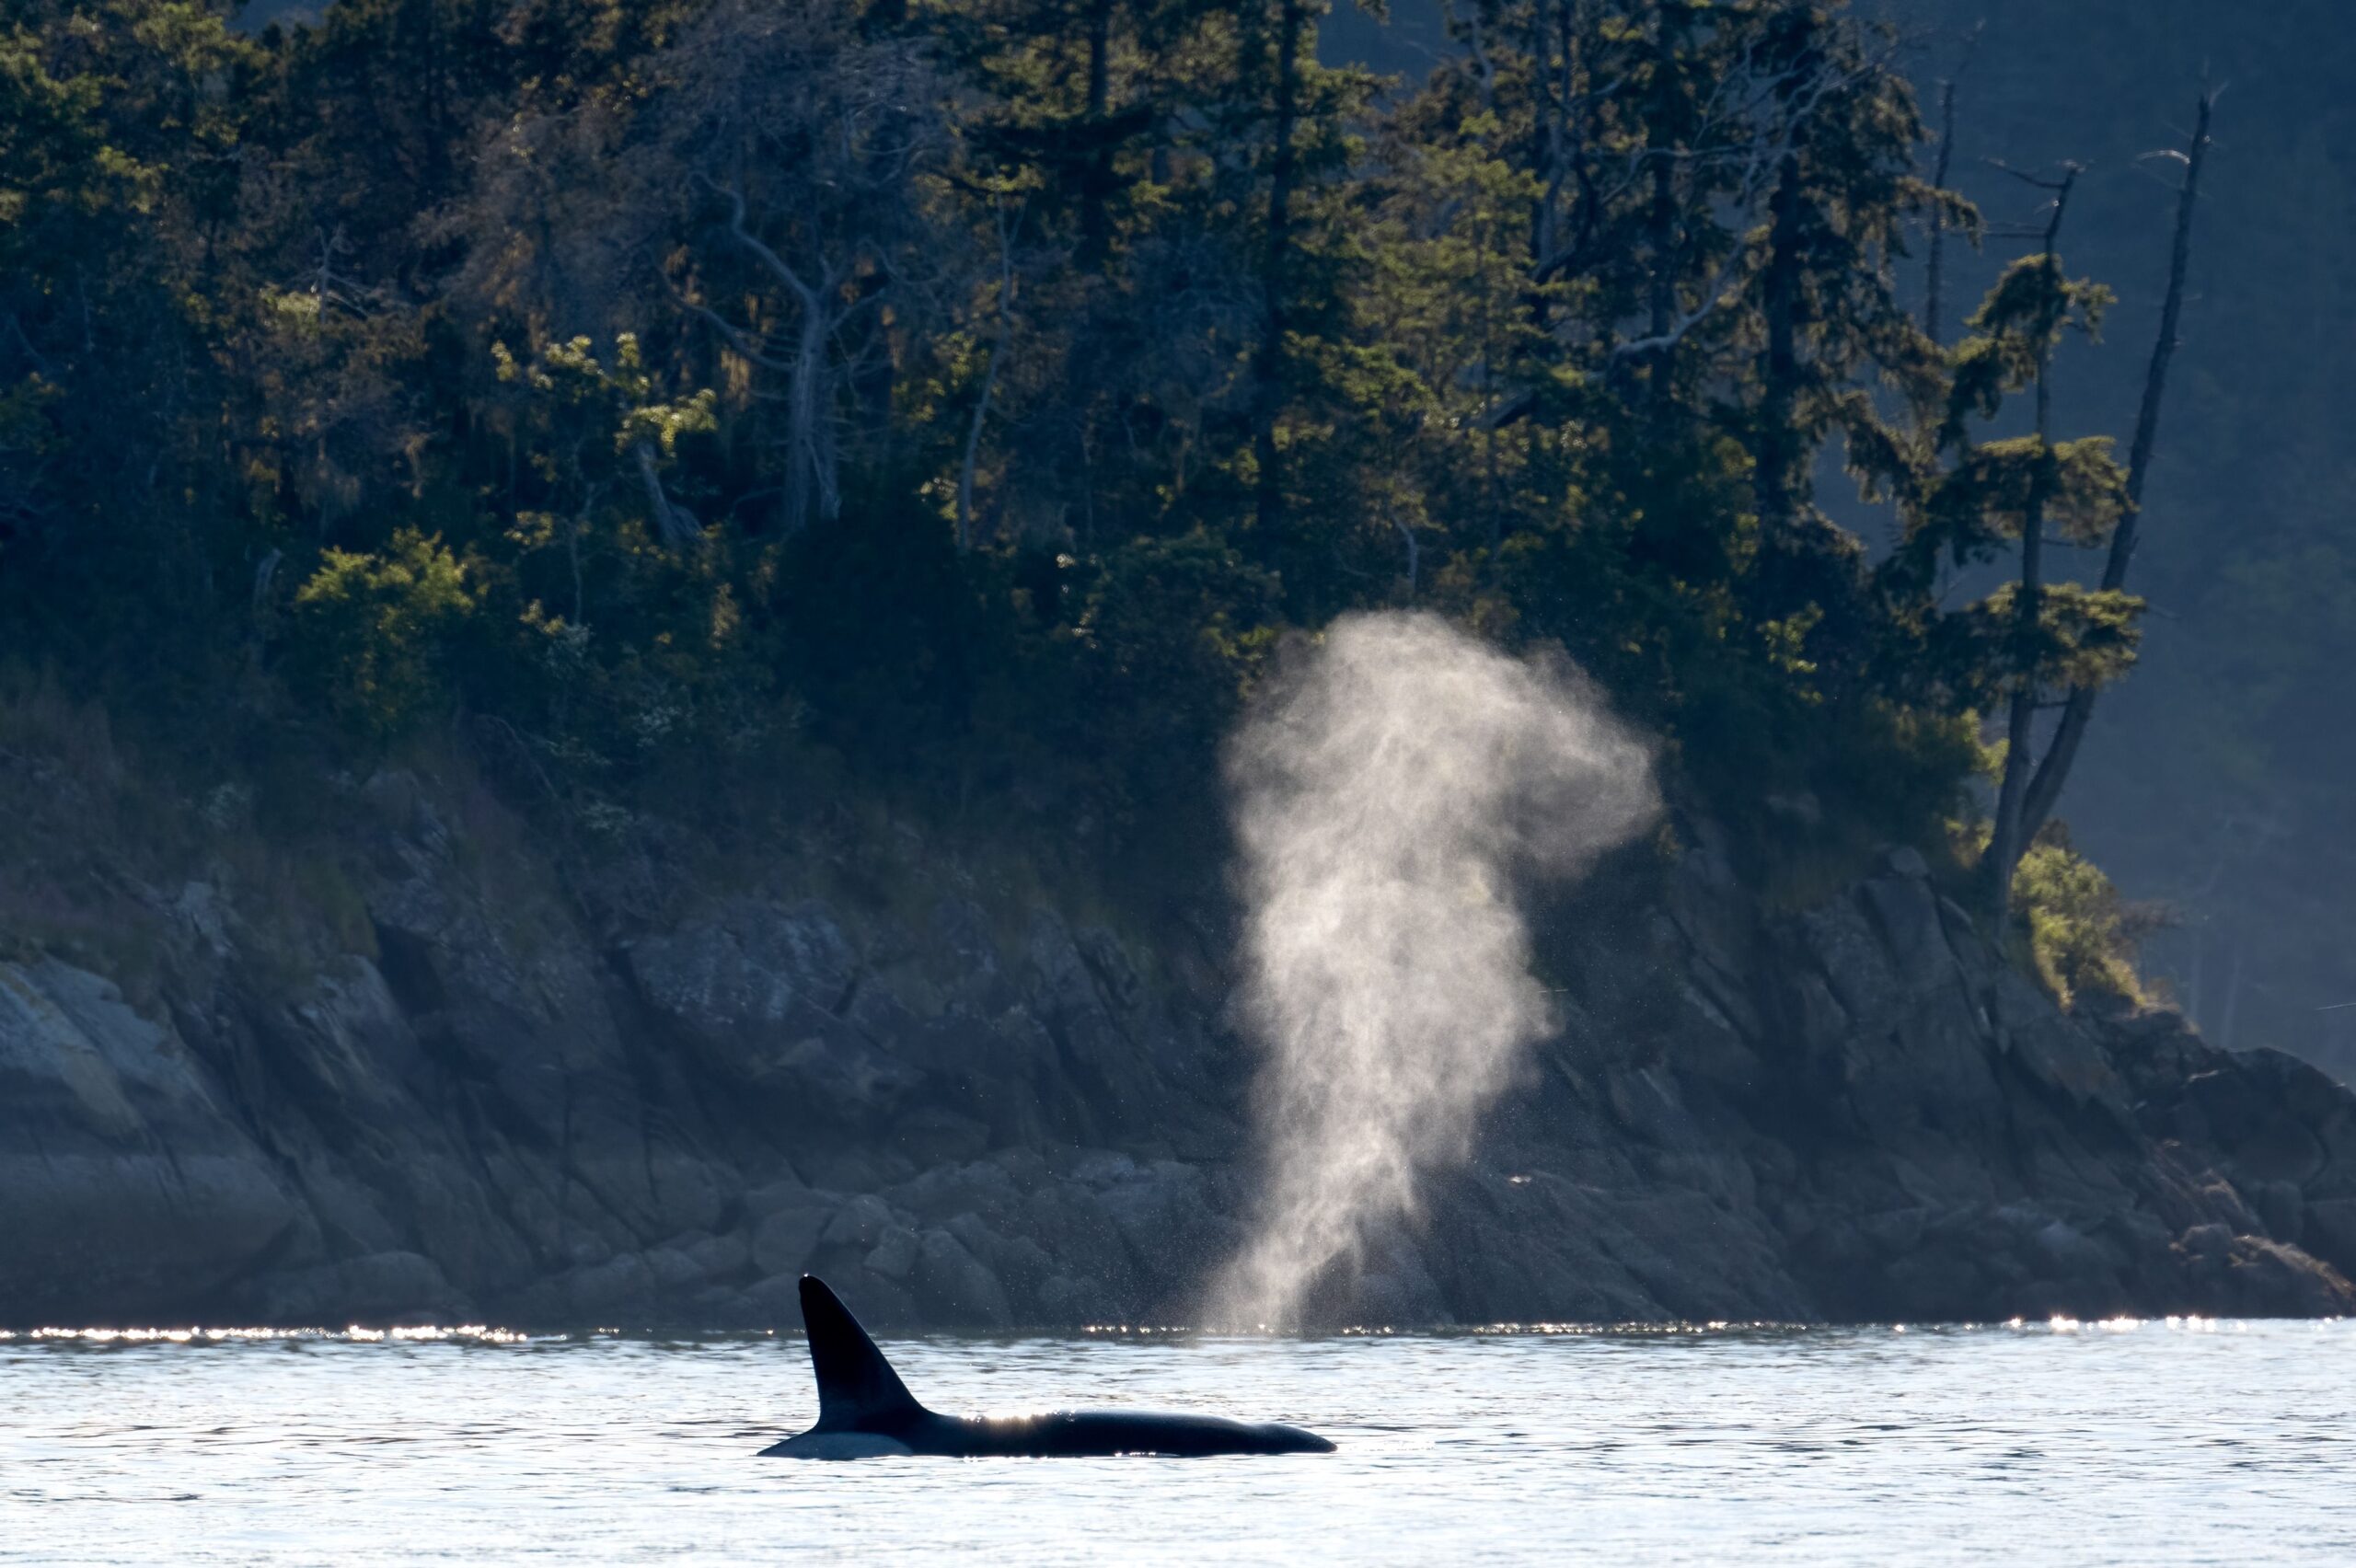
[801,1274,924,1430]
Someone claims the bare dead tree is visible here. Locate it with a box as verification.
[1921,24,1982,344]
[1923,79,1959,343]
[2018,89,2215,846]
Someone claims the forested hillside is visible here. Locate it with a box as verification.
[15,0,2356,1332]
[3,0,2237,1011]
[1334,1,2356,1070]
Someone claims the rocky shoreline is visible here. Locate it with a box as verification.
[3,772,2350,1330]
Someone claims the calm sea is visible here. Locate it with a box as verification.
[4,1318,2349,1563]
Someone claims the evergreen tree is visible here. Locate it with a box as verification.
[0,0,2222,995]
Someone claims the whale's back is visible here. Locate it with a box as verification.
[761,1274,1335,1459]
[956,1409,1337,1458]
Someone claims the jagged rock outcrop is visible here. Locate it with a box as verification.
[0,959,297,1320]
[1,774,2349,1328]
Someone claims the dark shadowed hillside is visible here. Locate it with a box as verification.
[7,0,2352,1325]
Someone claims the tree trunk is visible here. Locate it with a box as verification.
[1251,0,1307,538]
[958,210,1018,552]
[2016,92,2212,845]
[1982,440,2047,928]
[1641,153,1678,402]
[1923,79,1958,343]
[786,294,834,533]
[1527,0,1570,318]
[1982,172,2077,927]
[1079,0,1116,269]
[1754,152,1806,536]
[633,441,700,548]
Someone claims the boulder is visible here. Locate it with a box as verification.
[0,960,296,1322]
[910,1228,1014,1326]
[623,901,926,1130]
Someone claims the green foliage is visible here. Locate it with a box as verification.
[1070,528,1280,817]
[770,485,996,769]
[291,530,481,738]
[1942,254,2111,433]
[0,0,2183,949]
[1908,436,2128,579]
[0,3,255,686]
[1874,252,2146,775]
[2012,829,2147,1009]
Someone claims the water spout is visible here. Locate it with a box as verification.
[1211,611,1657,1328]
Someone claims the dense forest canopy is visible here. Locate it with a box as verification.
[1334,3,2356,1078]
[1,0,2256,1024]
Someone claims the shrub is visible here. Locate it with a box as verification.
[289,530,479,739]
[2012,826,2146,1009]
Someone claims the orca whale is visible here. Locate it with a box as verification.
[758,1275,1336,1458]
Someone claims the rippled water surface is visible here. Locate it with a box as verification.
[5,1318,2350,1563]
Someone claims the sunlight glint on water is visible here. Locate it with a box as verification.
[5,1320,2351,1564]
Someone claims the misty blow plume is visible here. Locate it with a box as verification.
[1211,611,1657,1328]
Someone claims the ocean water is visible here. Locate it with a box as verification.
[4,1317,2350,1564]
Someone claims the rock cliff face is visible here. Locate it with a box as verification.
[2,775,2350,1329]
